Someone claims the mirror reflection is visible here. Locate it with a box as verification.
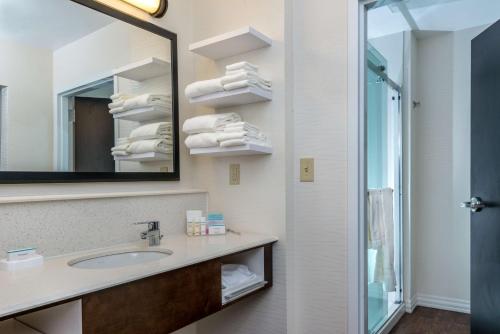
[0,0,175,173]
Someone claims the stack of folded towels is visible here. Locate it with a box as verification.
[221,264,263,302]
[111,122,173,158]
[183,113,269,149]
[184,62,272,100]
[108,93,172,116]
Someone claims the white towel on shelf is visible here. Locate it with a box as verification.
[224,122,261,133]
[226,62,258,73]
[185,133,220,149]
[111,143,130,152]
[109,107,125,114]
[116,137,130,144]
[108,100,124,109]
[127,139,173,154]
[182,113,241,135]
[220,138,269,148]
[221,71,271,87]
[110,93,131,101]
[185,78,224,99]
[129,122,172,140]
[224,79,272,92]
[221,264,257,290]
[218,131,266,142]
[111,150,129,156]
[122,94,171,110]
[368,188,396,292]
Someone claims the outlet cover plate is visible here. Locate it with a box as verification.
[300,158,314,182]
[230,164,240,185]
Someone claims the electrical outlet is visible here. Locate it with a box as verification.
[300,158,314,182]
[229,164,240,185]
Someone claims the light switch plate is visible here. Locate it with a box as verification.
[230,164,240,185]
[300,158,314,182]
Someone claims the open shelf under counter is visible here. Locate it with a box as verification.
[189,26,272,60]
[189,86,272,109]
[113,152,171,162]
[190,143,272,157]
[113,57,171,82]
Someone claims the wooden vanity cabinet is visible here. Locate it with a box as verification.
[82,260,221,334]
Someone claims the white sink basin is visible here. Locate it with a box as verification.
[68,249,173,269]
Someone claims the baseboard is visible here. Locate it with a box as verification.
[415,294,470,314]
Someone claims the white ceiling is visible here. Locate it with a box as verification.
[368,0,500,39]
[0,0,115,50]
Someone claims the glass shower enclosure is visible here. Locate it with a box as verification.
[366,45,403,334]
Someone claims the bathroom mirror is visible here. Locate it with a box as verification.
[0,0,179,182]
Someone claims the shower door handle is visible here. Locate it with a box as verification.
[461,197,487,212]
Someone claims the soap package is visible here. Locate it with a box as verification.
[207,213,226,235]
[0,248,44,271]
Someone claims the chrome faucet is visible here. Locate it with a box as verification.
[134,221,163,246]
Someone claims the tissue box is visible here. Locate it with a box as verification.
[0,254,44,271]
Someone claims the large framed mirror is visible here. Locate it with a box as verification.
[0,0,179,183]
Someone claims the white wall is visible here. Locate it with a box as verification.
[412,26,485,310]
[370,32,405,86]
[0,40,53,171]
[290,0,348,332]
[187,1,288,333]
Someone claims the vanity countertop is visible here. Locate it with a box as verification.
[0,233,278,319]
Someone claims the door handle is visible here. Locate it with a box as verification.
[461,197,486,212]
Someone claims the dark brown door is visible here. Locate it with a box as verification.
[470,20,500,333]
[74,97,114,172]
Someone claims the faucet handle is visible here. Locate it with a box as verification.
[134,221,160,230]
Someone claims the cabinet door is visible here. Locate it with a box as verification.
[82,260,221,334]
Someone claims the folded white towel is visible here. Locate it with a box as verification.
[130,122,172,140]
[185,78,224,99]
[185,133,220,149]
[108,100,125,109]
[110,93,131,101]
[123,94,171,110]
[182,113,242,135]
[127,139,173,154]
[111,143,130,152]
[218,131,266,142]
[224,79,272,92]
[111,105,172,117]
[221,264,257,289]
[110,107,125,114]
[220,138,269,148]
[224,122,261,133]
[221,71,271,87]
[111,150,129,156]
[226,62,258,72]
[225,69,262,77]
[116,137,130,144]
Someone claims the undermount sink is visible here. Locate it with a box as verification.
[68,249,173,269]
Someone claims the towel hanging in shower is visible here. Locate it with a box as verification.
[368,188,397,292]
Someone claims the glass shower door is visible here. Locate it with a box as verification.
[367,48,403,334]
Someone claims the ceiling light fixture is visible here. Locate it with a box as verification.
[120,0,168,18]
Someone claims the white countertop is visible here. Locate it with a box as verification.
[0,233,278,319]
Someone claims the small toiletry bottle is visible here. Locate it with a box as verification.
[194,217,201,236]
[187,220,194,236]
[200,217,207,236]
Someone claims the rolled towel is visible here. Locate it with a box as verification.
[108,100,125,109]
[127,139,173,154]
[221,71,271,87]
[130,122,172,140]
[185,78,224,99]
[185,133,220,149]
[226,62,258,72]
[224,79,272,92]
[123,94,171,110]
[182,113,242,135]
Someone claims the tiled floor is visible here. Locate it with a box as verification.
[389,307,470,334]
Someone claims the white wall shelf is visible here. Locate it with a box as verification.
[190,143,272,157]
[114,152,171,162]
[113,57,171,82]
[112,106,172,122]
[189,87,272,109]
[189,26,272,60]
